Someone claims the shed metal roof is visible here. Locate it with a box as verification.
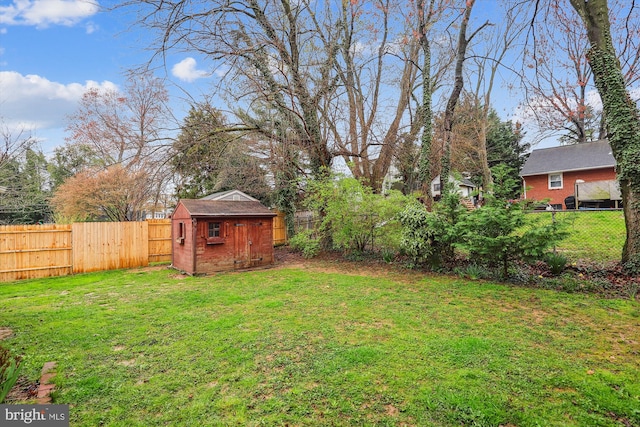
[177,199,276,217]
[520,140,616,176]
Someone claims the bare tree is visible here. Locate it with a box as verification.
[524,0,640,145]
[128,0,338,179]
[322,0,421,192]
[413,0,455,206]
[466,0,529,189]
[63,71,174,220]
[0,119,36,173]
[65,71,171,168]
[439,0,490,194]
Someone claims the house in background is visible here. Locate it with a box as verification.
[519,140,619,209]
[171,191,277,275]
[430,174,476,199]
[201,189,261,202]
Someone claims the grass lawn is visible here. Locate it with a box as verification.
[526,210,626,263]
[1,264,639,426]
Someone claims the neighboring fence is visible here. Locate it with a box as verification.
[525,209,625,263]
[0,221,172,282]
[273,211,288,246]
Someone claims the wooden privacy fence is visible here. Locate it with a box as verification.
[147,219,173,263]
[0,223,73,282]
[273,211,288,246]
[0,220,172,282]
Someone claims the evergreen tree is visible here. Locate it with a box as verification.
[171,104,270,203]
[0,148,52,224]
[486,112,529,198]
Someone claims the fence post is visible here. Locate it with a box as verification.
[552,209,557,255]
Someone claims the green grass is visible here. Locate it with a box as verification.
[1,266,639,426]
[526,210,626,263]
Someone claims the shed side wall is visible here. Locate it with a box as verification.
[171,203,195,274]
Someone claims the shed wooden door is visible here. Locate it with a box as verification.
[248,220,266,267]
[233,220,250,269]
[233,220,266,269]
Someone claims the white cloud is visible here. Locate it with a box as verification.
[85,21,98,34]
[0,71,116,149]
[0,0,99,28]
[171,57,209,83]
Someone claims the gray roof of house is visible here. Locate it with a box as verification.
[520,140,616,176]
[178,199,276,217]
[460,178,476,188]
[201,190,259,202]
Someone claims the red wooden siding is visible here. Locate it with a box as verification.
[171,203,196,274]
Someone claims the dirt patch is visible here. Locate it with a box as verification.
[0,327,13,340]
[273,246,424,282]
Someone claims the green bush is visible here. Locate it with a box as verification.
[0,345,22,403]
[289,229,320,259]
[458,165,568,279]
[398,191,467,269]
[304,176,408,256]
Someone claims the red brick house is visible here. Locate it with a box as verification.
[171,191,276,275]
[520,140,618,209]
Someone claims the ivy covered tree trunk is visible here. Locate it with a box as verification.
[417,0,434,209]
[569,0,640,269]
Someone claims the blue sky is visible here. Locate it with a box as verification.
[0,0,216,155]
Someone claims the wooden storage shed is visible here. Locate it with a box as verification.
[171,193,277,275]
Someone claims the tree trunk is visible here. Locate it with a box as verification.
[441,0,479,193]
[417,0,435,209]
[569,0,640,268]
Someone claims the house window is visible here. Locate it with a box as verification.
[433,183,441,192]
[208,222,221,238]
[548,173,563,189]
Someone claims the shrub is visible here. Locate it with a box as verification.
[458,165,568,279]
[304,176,408,256]
[398,191,467,269]
[381,248,396,264]
[0,345,22,403]
[545,253,568,275]
[289,229,320,259]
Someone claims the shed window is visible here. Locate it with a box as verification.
[177,222,185,244]
[208,222,221,238]
[549,173,563,189]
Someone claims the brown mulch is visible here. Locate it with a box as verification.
[4,376,39,402]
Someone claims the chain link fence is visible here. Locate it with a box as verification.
[294,208,626,264]
[524,209,625,263]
